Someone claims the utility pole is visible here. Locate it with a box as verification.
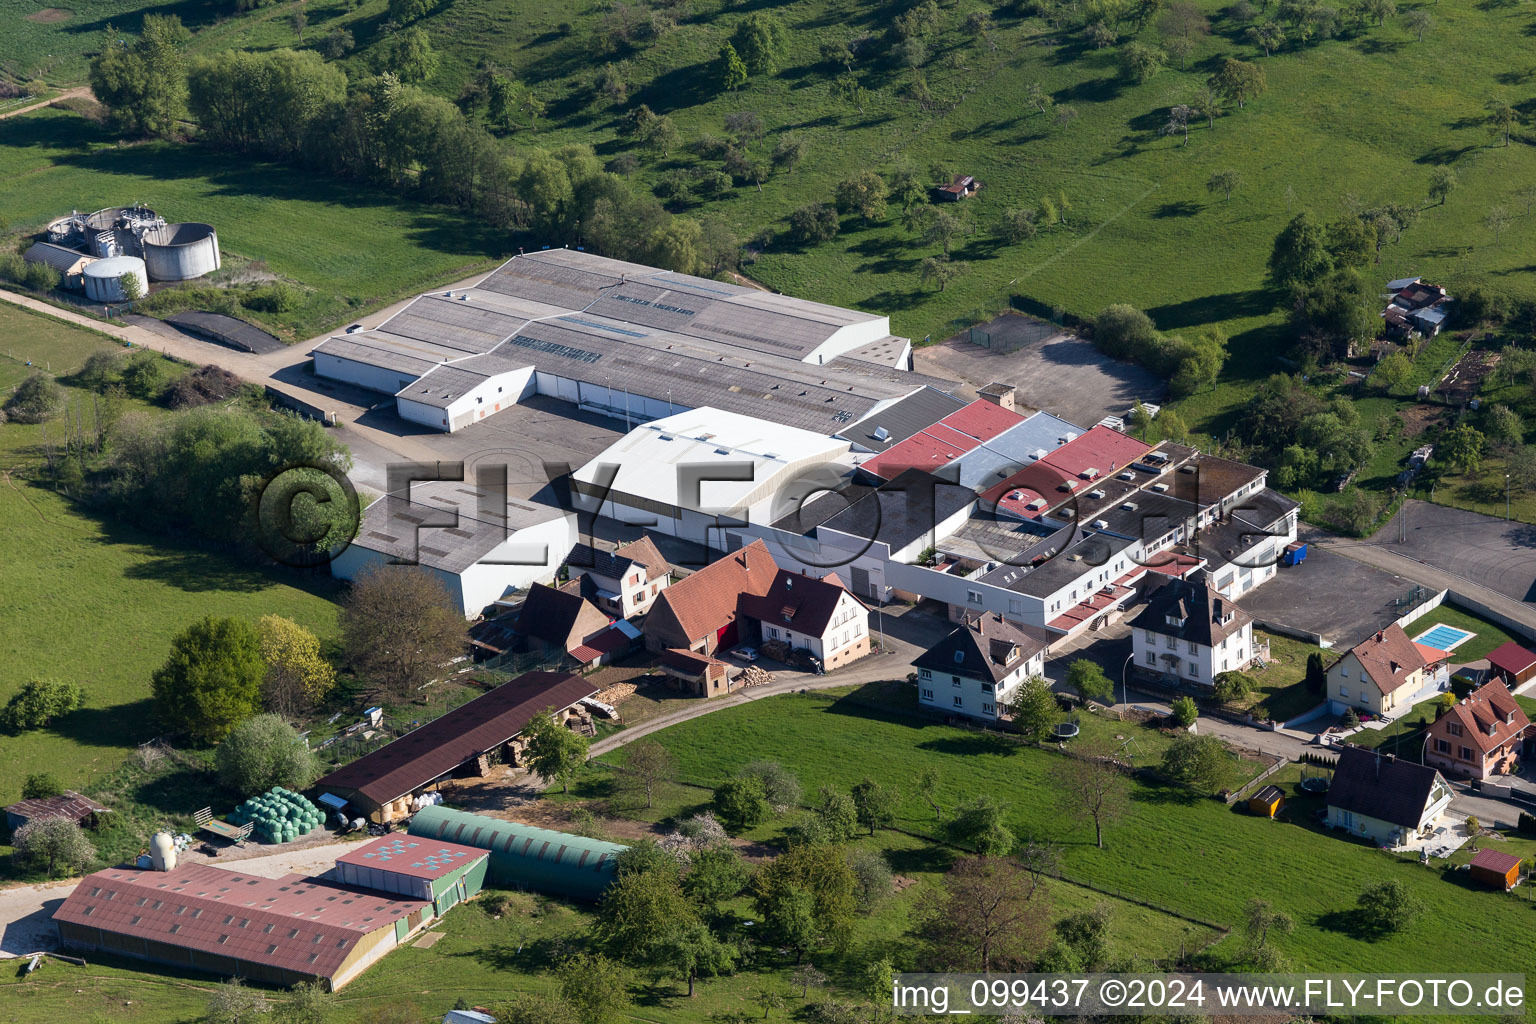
[1507,473,1512,521]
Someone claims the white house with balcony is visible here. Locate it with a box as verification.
[1128,573,1256,687]
[912,613,1053,722]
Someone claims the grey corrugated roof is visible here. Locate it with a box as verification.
[352,481,565,573]
[312,335,447,377]
[813,468,976,552]
[397,365,491,408]
[23,241,93,273]
[979,530,1136,598]
[844,335,910,367]
[841,387,967,451]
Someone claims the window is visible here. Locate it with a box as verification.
[1008,598,1022,615]
[1434,739,1450,754]
[919,668,932,680]
[1447,722,1462,736]
[954,650,965,664]
[1187,640,1197,654]
[1146,651,1156,666]
[1188,662,1199,678]
[1459,746,1476,761]
[476,396,483,404]
[967,590,983,605]
[952,677,962,687]
[953,696,964,708]
[921,688,933,699]
[768,627,778,639]
[1339,667,1349,678]
[982,682,993,692]
[1165,635,1177,649]
[982,703,995,715]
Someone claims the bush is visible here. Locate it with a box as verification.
[0,678,87,732]
[23,261,61,291]
[78,348,128,391]
[244,281,301,313]
[740,759,801,811]
[21,771,65,800]
[151,616,265,743]
[1518,812,1536,836]
[713,775,772,833]
[120,350,169,401]
[3,372,65,424]
[215,714,321,794]
[1169,695,1198,727]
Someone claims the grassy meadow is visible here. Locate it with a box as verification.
[0,300,341,805]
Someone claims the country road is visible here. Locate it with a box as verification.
[0,86,91,121]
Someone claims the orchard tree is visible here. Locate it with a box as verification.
[850,778,899,834]
[14,816,96,876]
[920,255,964,291]
[618,740,674,809]
[920,856,1051,972]
[1052,739,1129,848]
[1119,42,1165,83]
[1486,98,1518,147]
[215,714,320,795]
[1210,57,1266,108]
[1373,351,1412,393]
[1065,659,1114,703]
[1207,169,1241,201]
[946,795,1016,856]
[1243,898,1294,968]
[1005,676,1058,742]
[1427,166,1457,206]
[1356,878,1423,934]
[1268,211,1332,288]
[1445,424,1486,475]
[1160,733,1229,791]
[731,12,788,73]
[151,616,264,742]
[1404,8,1431,40]
[1,678,86,732]
[834,170,889,223]
[997,207,1038,244]
[1246,21,1283,55]
[714,775,772,832]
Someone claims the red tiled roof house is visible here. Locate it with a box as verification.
[1424,681,1529,781]
[1326,624,1448,720]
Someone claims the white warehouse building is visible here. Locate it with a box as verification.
[330,480,577,618]
[310,248,927,436]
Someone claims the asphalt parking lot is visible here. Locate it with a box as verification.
[1237,544,1428,649]
[916,311,1165,427]
[1369,500,1536,605]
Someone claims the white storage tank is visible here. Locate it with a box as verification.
[142,222,221,281]
[83,255,148,302]
[149,832,177,872]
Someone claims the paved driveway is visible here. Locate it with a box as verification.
[1370,500,1536,605]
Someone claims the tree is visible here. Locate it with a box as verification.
[1,678,86,732]
[339,564,464,701]
[117,270,144,302]
[1210,57,1266,108]
[1163,103,1192,145]
[742,760,802,811]
[215,713,320,795]
[1486,98,1519,147]
[1086,21,1118,47]
[656,921,736,996]
[1159,0,1210,38]
[847,847,895,912]
[380,27,438,82]
[791,963,828,999]
[831,73,869,113]
[255,615,334,718]
[1247,21,1284,55]
[946,795,1016,856]
[1052,740,1130,848]
[1119,42,1165,83]
[917,766,943,820]
[1356,878,1424,934]
[524,710,588,793]
[616,739,674,809]
[322,27,355,59]
[1065,659,1114,703]
[1268,211,1333,288]
[714,775,772,832]
[205,979,265,1024]
[1445,424,1486,475]
[598,858,698,958]
[151,616,264,743]
[834,171,889,223]
[685,843,749,914]
[3,372,65,424]
[1485,404,1524,451]
[89,14,190,138]
[922,208,964,255]
[555,953,630,1024]
[752,843,858,959]
[1207,169,1241,201]
[484,995,580,1024]
[771,133,807,173]
[732,12,789,73]
[1169,695,1199,727]
[997,207,1038,245]
[1004,676,1057,742]
[1243,897,1294,966]
[1160,733,1229,790]
[14,815,95,876]
[919,255,965,292]
[1094,303,1161,359]
[799,786,860,844]
[21,772,64,801]
[850,778,898,834]
[789,203,840,245]
[1027,80,1053,116]
[921,856,1051,972]
[1304,652,1326,694]
[1165,35,1195,68]
[1486,205,1512,245]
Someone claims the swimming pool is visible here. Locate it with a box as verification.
[1412,623,1476,652]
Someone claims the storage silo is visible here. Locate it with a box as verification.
[83,255,148,302]
[142,222,221,281]
[407,805,627,901]
[83,206,162,257]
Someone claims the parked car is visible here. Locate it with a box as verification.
[732,646,758,662]
[345,323,365,334]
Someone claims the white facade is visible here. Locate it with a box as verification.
[396,366,537,432]
[1132,620,1253,687]
[918,649,1046,722]
[330,511,576,618]
[761,589,869,662]
[313,351,421,396]
[1326,781,1452,846]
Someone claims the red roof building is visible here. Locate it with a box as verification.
[1469,848,1523,891]
[54,864,436,990]
[1425,680,1529,781]
[1037,424,1152,480]
[1487,642,1536,688]
[859,400,1025,480]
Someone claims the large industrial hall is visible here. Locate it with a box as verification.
[309,248,953,435]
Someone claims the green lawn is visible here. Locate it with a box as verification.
[1225,630,1326,723]
[0,109,505,339]
[1401,603,1519,663]
[577,682,1536,976]
[0,301,341,806]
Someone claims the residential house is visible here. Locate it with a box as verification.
[657,648,733,698]
[739,570,872,670]
[1486,642,1536,690]
[566,536,672,620]
[913,613,1052,722]
[1325,745,1453,847]
[1424,681,1529,781]
[642,539,780,655]
[1129,573,1255,687]
[1326,624,1448,719]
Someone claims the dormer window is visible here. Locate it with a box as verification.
[1165,614,1185,628]
[954,650,965,664]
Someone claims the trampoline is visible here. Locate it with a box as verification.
[1411,623,1476,653]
